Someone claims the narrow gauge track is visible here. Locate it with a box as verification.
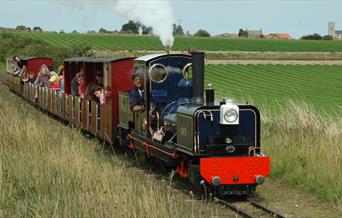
[0,74,286,218]
[216,197,287,218]
[0,75,9,86]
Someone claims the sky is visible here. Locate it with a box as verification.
[0,0,342,39]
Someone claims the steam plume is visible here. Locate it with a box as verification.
[114,0,174,48]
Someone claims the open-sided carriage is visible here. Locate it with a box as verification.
[6,56,53,95]
[61,57,134,141]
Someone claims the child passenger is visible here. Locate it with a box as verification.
[76,73,86,98]
[49,75,60,91]
[85,85,105,104]
[58,65,65,92]
[34,64,50,87]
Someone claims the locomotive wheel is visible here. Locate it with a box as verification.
[135,150,148,165]
[188,164,202,188]
[117,128,128,147]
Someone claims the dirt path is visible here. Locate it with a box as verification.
[255,180,342,217]
[207,60,342,65]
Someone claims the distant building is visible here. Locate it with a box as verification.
[246,29,263,38]
[264,33,293,40]
[328,22,342,40]
[335,30,342,40]
[213,33,239,38]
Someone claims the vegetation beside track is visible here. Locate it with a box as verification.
[7,31,342,52]
[261,102,342,210]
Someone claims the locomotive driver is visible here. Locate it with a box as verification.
[129,73,145,112]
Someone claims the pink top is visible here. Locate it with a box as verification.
[78,84,86,97]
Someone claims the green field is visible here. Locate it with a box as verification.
[206,64,342,115]
[11,32,342,52]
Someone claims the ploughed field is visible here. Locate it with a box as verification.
[12,32,342,52]
[205,64,342,115]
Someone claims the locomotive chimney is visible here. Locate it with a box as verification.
[191,51,205,104]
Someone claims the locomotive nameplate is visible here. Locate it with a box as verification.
[176,113,193,152]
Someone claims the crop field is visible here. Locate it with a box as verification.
[9,32,342,52]
[205,64,342,115]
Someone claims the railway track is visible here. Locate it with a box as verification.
[0,75,8,86]
[216,197,287,218]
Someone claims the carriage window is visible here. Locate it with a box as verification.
[149,64,168,83]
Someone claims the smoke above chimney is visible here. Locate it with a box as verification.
[59,0,175,48]
[114,0,174,48]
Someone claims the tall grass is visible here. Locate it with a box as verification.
[261,101,342,210]
[0,83,211,217]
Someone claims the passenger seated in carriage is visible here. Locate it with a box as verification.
[58,65,65,92]
[84,69,103,97]
[22,73,36,84]
[71,71,84,97]
[34,64,50,87]
[76,73,86,98]
[49,75,60,91]
[84,85,105,104]
[129,73,145,112]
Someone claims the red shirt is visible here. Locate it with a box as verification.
[50,83,60,90]
[78,84,86,97]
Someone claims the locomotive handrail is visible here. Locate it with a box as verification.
[248,146,260,156]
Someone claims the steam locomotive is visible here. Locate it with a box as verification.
[6,52,270,196]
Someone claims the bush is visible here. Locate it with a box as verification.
[323,35,333,40]
[194,29,210,37]
[301,33,322,40]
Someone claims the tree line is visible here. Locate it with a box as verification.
[0,20,211,37]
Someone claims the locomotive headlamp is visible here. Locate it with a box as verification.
[220,99,239,125]
[224,109,238,123]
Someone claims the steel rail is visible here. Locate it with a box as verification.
[216,197,288,218]
[246,198,287,218]
[215,198,256,218]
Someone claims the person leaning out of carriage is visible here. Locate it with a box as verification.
[13,55,26,76]
[129,73,145,112]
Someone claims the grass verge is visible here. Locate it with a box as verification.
[261,101,342,210]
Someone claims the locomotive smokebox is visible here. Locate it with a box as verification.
[191,51,205,104]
